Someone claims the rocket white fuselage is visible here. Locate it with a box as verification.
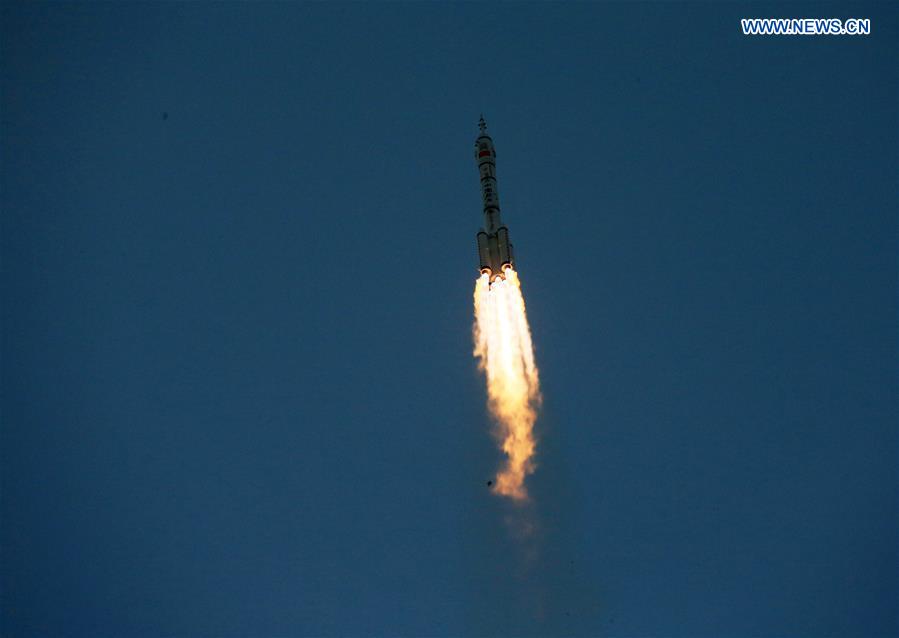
[474,117,514,281]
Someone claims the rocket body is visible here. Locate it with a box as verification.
[474,117,514,280]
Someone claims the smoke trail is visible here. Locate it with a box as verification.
[473,268,541,500]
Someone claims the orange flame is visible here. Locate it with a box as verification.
[473,268,541,500]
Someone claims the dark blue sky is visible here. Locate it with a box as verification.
[2,3,896,637]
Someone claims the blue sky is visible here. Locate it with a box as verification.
[2,2,896,636]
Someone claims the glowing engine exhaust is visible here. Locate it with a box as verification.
[474,267,541,500]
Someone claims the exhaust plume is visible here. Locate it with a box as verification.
[473,268,541,500]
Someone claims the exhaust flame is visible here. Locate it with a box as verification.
[473,268,541,500]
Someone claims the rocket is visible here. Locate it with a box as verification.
[474,116,514,281]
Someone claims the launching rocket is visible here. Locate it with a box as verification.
[474,116,514,281]
[471,116,540,501]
